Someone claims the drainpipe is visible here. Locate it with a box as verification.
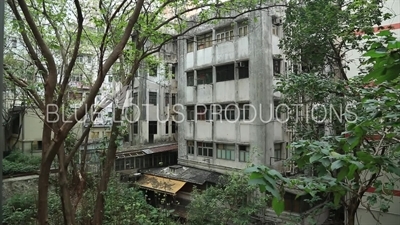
[0,0,5,219]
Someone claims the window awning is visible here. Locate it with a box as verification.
[136,174,186,195]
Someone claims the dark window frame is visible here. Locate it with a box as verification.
[149,92,157,105]
[187,71,194,86]
[216,64,235,82]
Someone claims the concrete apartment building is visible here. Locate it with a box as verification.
[176,10,289,174]
[132,9,329,225]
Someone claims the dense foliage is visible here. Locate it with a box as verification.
[2,151,41,175]
[248,30,400,225]
[187,173,269,225]
[3,175,177,225]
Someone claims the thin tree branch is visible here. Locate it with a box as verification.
[56,0,84,107]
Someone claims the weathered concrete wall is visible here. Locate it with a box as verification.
[2,175,39,203]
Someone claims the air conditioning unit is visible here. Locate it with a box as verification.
[238,61,248,68]
[272,16,282,26]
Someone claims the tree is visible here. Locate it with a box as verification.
[4,0,287,224]
[247,30,400,225]
[187,172,269,225]
[280,0,392,79]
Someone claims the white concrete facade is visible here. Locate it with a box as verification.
[176,10,290,174]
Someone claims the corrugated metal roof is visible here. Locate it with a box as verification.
[141,144,178,154]
[115,143,177,158]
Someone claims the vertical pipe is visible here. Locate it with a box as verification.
[0,0,5,221]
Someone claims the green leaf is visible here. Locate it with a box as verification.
[337,167,348,181]
[333,193,341,206]
[347,164,358,180]
[272,197,285,216]
[331,160,344,170]
[347,136,360,149]
[310,153,324,163]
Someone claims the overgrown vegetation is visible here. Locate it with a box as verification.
[187,173,269,225]
[2,151,41,175]
[3,175,177,225]
[248,22,400,225]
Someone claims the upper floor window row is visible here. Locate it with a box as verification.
[186,61,249,86]
[187,25,248,52]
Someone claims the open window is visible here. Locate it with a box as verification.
[187,71,194,86]
[216,64,235,82]
[196,105,212,120]
[238,61,249,79]
[197,142,213,157]
[197,68,213,84]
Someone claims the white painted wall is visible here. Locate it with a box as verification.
[184,121,195,139]
[186,52,194,69]
[195,121,212,140]
[238,78,250,101]
[214,122,236,142]
[215,42,235,64]
[237,37,249,59]
[215,81,235,102]
[239,123,250,143]
[196,48,213,66]
[197,85,213,103]
[186,87,195,103]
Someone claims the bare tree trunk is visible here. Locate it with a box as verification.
[58,144,76,225]
[93,107,123,225]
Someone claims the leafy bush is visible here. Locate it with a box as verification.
[3,151,41,175]
[3,191,37,225]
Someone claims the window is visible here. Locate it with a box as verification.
[171,64,176,75]
[165,121,169,134]
[133,122,138,134]
[273,59,281,75]
[187,38,194,53]
[274,143,283,161]
[274,100,282,119]
[215,104,236,120]
[293,64,299,74]
[216,29,234,42]
[149,64,157,77]
[197,105,212,120]
[239,103,250,120]
[239,145,250,162]
[187,141,194,155]
[11,38,17,48]
[108,75,113,82]
[216,64,235,82]
[217,144,235,160]
[197,33,212,49]
[149,92,157,105]
[172,93,176,105]
[86,55,92,64]
[91,131,99,139]
[238,26,248,37]
[71,74,82,82]
[197,68,213,84]
[238,61,249,79]
[165,93,170,106]
[115,159,124,171]
[197,142,213,157]
[172,121,176,133]
[135,157,143,169]
[187,106,195,120]
[187,71,194,86]
[37,141,43,150]
[133,92,138,104]
[77,55,84,63]
[272,25,279,36]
